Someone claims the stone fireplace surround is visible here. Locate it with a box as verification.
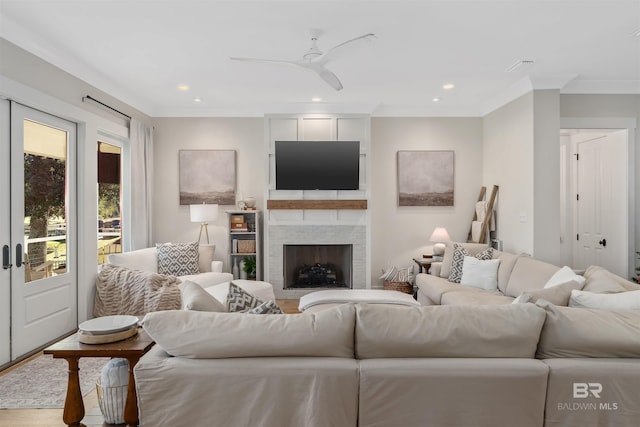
[268,225,366,299]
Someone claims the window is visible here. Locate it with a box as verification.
[97,141,122,263]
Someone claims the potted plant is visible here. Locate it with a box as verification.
[243,257,257,280]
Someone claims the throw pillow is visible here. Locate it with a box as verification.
[181,280,227,312]
[156,242,199,276]
[247,300,283,314]
[448,244,494,283]
[226,281,262,312]
[569,289,640,310]
[515,280,583,306]
[460,256,501,291]
[544,266,586,288]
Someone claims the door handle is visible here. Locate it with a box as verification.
[2,245,11,269]
[598,238,607,247]
[15,243,23,268]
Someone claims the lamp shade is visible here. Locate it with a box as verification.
[429,227,451,243]
[190,204,219,223]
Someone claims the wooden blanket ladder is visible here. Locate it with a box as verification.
[467,185,499,243]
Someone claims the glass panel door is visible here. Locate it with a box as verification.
[10,102,77,359]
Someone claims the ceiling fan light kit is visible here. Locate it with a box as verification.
[230,32,376,91]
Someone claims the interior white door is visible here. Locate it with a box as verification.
[0,100,11,366]
[575,130,628,277]
[10,102,77,359]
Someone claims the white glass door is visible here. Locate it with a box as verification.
[10,102,77,359]
[0,100,10,366]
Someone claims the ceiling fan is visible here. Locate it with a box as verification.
[230,31,376,91]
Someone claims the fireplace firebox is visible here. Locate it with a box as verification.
[283,244,353,289]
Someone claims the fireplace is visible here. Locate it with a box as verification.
[284,244,353,289]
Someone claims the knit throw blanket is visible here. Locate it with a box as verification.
[94,264,182,318]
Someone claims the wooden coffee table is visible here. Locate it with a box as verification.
[44,328,154,427]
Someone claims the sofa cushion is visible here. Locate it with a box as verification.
[569,289,640,310]
[504,257,560,298]
[542,359,640,427]
[536,301,640,358]
[515,280,584,306]
[355,303,545,359]
[448,244,493,283]
[415,274,467,304]
[544,265,585,288]
[181,280,227,312]
[142,303,355,358]
[440,290,513,305]
[493,251,524,294]
[460,256,501,290]
[107,247,158,273]
[439,242,489,279]
[582,265,640,293]
[156,242,199,276]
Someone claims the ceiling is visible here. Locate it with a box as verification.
[1,0,639,117]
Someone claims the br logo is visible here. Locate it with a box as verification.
[573,383,602,398]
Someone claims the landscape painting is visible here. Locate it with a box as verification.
[397,150,454,206]
[179,150,236,205]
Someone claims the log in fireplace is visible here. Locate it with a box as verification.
[283,244,353,289]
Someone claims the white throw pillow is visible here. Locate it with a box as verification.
[181,280,227,312]
[544,266,586,288]
[569,289,640,310]
[460,256,501,291]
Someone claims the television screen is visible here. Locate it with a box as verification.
[275,141,360,190]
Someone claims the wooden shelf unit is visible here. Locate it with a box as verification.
[227,210,262,280]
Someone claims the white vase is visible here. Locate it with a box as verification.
[232,259,239,279]
[239,259,247,279]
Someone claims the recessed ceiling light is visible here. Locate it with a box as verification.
[432,97,440,102]
[442,83,455,90]
[312,97,322,102]
[193,98,201,102]
[177,84,189,91]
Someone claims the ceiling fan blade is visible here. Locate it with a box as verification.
[317,33,376,64]
[230,56,300,66]
[310,64,343,91]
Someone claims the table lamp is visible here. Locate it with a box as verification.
[190,203,219,244]
[429,227,451,257]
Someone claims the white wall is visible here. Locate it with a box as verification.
[152,118,264,272]
[532,90,561,263]
[370,117,483,285]
[482,93,535,255]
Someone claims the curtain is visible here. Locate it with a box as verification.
[130,119,153,250]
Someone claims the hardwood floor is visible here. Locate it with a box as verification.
[0,300,300,427]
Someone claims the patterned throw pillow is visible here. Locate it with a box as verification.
[247,300,283,314]
[156,242,199,276]
[226,281,262,312]
[448,244,494,283]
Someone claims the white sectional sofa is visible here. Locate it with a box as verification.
[135,302,640,427]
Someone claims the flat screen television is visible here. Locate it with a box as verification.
[275,141,360,190]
